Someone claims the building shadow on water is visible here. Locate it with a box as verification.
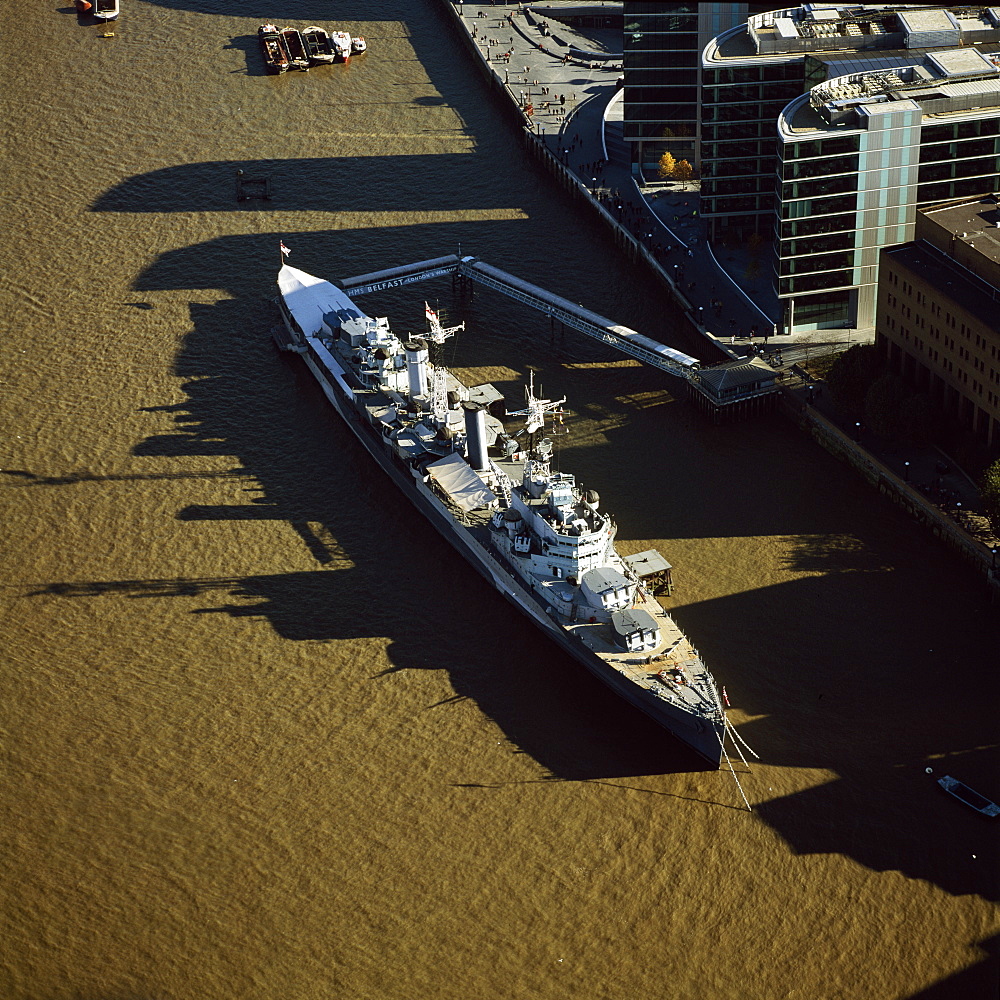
[90,155,503,215]
[140,1,424,20]
[671,569,999,903]
[901,934,999,1000]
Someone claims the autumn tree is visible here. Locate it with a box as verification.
[672,158,694,188]
[657,151,676,181]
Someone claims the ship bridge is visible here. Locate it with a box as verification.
[337,254,700,380]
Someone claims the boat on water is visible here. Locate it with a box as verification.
[302,26,336,65]
[258,24,291,74]
[937,775,1000,817]
[329,30,353,61]
[273,262,727,765]
[93,0,118,20]
[351,36,368,55]
[280,27,312,70]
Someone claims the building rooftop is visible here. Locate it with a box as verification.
[710,5,1000,63]
[921,197,1000,274]
[693,357,778,400]
[883,239,1000,332]
[805,48,1000,125]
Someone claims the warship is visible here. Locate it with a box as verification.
[274,261,726,765]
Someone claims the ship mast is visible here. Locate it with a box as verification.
[424,302,464,425]
[508,372,566,475]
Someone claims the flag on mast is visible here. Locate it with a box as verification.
[279,241,291,258]
[425,301,437,323]
[722,686,731,707]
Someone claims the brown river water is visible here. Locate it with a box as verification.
[1,2,997,998]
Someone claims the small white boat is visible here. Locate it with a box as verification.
[938,775,1000,817]
[351,35,367,55]
[329,30,352,62]
[93,0,119,20]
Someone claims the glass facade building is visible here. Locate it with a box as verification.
[623,3,760,177]
[700,5,1000,242]
[775,52,1000,332]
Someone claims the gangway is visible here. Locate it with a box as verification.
[337,254,700,379]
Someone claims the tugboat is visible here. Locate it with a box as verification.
[329,30,353,62]
[258,23,291,75]
[302,26,336,65]
[351,36,368,55]
[272,262,727,765]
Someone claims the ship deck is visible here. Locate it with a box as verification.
[566,596,720,719]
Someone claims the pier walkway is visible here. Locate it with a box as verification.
[339,254,700,379]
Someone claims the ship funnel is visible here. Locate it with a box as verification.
[404,339,429,399]
[463,402,489,472]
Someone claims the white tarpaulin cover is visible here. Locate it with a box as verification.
[277,264,363,336]
[426,452,494,512]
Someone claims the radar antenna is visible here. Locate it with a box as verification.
[508,371,566,436]
[425,302,464,346]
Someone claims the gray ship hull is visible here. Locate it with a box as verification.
[286,335,725,767]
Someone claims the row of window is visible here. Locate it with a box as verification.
[701,195,770,214]
[918,157,1000,184]
[888,270,995,342]
[703,65,803,86]
[886,313,1000,395]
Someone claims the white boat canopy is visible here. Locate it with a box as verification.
[278,264,363,336]
[426,452,495,512]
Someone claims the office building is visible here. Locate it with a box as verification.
[623,3,768,177]
[877,197,1000,450]
[775,46,1000,333]
[702,5,1000,243]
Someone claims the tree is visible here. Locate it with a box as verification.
[657,151,676,181]
[672,159,694,188]
[826,343,882,414]
[898,392,934,445]
[864,373,906,438]
[981,458,1000,533]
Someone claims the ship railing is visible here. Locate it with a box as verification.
[490,462,514,508]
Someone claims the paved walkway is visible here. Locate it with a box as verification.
[450,3,995,551]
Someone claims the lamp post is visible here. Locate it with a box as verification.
[903,461,910,482]
[991,546,997,573]
[854,421,861,442]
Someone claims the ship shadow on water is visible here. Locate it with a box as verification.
[25,231,714,783]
